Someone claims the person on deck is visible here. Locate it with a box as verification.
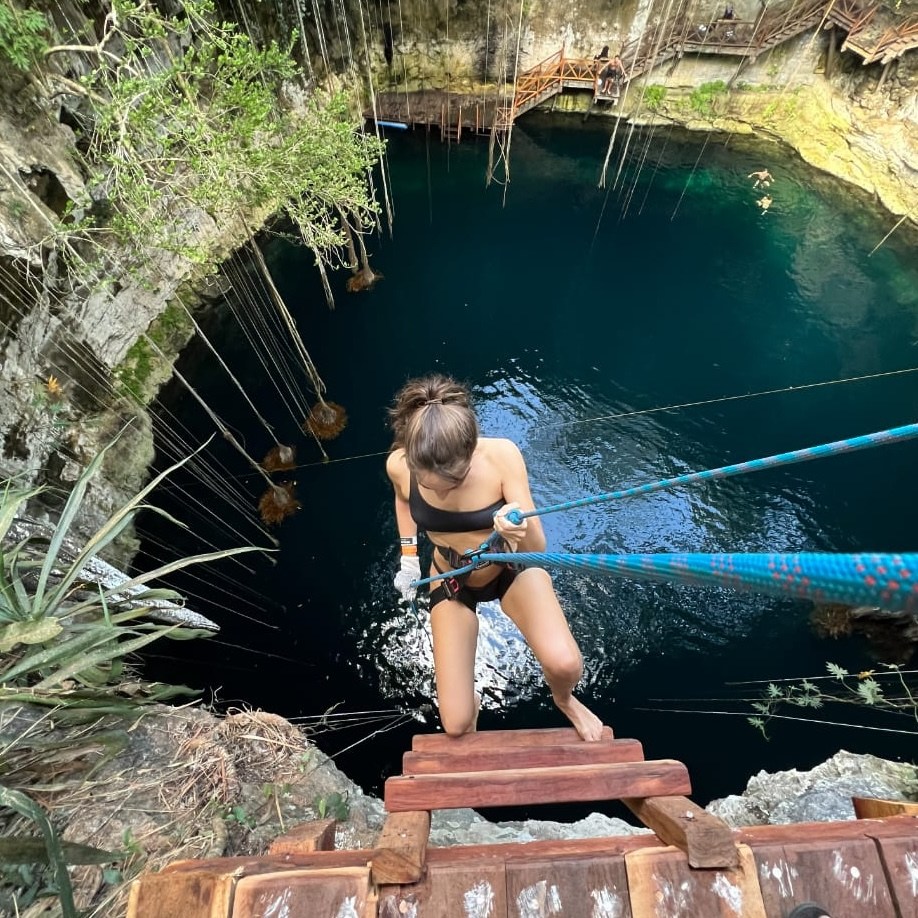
[600,57,625,95]
[387,374,605,741]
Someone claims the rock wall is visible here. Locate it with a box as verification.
[280,0,918,222]
[2,0,916,558]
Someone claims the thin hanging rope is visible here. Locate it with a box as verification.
[506,421,918,525]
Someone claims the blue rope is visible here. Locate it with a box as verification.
[473,551,918,615]
[504,421,918,525]
[409,422,918,610]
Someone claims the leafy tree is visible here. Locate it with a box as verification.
[0,3,49,72]
[42,0,382,278]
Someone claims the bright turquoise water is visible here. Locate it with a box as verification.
[144,115,918,813]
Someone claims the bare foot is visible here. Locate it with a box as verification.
[554,695,605,742]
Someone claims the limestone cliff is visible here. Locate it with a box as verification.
[1,0,916,547]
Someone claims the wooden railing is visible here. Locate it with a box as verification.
[494,0,917,131]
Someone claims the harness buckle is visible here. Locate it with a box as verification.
[443,576,461,599]
[463,541,494,570]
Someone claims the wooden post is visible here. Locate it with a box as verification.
[875,59,893,92]
[268,819,337,856]
[622,796,739,869]
[371,810,431,885]
[853,796,918,819]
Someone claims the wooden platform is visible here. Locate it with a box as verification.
[127,728,918,917]
[368,0,918,139]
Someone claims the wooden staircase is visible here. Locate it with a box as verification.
[488,0,918,136]
[376,726,737,883]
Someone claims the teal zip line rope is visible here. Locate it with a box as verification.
[503,421,918,526]
[464,551,918,614]
[410,421,918,613]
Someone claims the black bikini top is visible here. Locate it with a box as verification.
[408,473,504,533]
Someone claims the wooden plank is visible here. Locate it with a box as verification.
[874,836,918,917]
[232,867,375,918]
[737,815,918,845]
[753,838,895,917]
[403,739,644,775]
[385,760,691,812]
[371,811,431,885]
[162,850,373,875]
[853,796,918,819]
[378,860,509,918]
[267,818,336,856]
[626,844,767,917]
[411,726,614,753]
[428,834,664,866]
[126,871,234,918]
[622,796,739,869]
[505,855,633,917]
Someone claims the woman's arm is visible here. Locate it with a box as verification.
[494,440,546,552]
[387,450,421,602]
[386,450,417,541]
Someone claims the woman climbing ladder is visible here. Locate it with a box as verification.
[386,374,605,741]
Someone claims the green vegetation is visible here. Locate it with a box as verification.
[314,791,350,821]
[0,442,258,711]
[0,441,262,914]
[643,84,667,112]
[0,3,48,71]
[747,662,918,738]
[52,0,382,267]
[114,301,196,400]
[689,80,728,117]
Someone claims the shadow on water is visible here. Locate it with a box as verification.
[138,115,918,816]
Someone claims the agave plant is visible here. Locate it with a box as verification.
[0,438,267,914]
[0,438,262,712]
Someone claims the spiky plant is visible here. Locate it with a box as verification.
[0,438,266,914]
[0,444,260,711]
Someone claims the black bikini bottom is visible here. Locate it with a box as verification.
[428,553,519,613]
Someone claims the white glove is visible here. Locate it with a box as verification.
[393,555,422,603]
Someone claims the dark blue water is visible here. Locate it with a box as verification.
[141,115,918,815]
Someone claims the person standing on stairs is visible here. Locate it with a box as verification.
[386,374,605,742]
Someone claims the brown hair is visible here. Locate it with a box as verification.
[389,375,478,482]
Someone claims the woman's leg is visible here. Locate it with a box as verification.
[500,568,605,741]
[430,598,480,735]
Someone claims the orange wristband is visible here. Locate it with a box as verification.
[400,535,418,556]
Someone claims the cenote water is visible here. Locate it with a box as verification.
[140,115,918,818]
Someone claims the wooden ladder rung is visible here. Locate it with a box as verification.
[411,725,614,753]
[384,759,691,812]
[403,738,643,775]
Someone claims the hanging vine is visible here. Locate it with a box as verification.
[38,0,384,282]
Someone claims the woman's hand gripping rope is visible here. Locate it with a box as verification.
[394,555,421,603]
[493,502,527,552]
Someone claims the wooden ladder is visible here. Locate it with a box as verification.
[372,727,738,885]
